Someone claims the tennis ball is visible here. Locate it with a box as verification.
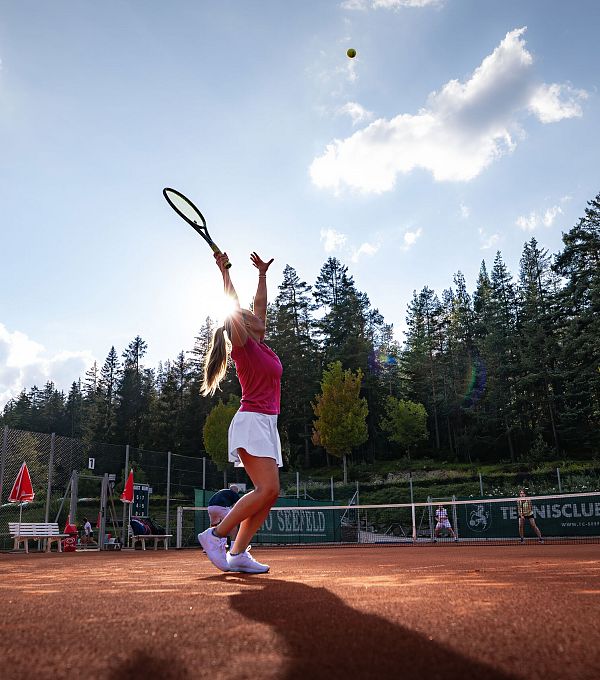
[347,48,357,59]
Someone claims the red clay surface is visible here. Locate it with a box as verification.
[1,544,599,680]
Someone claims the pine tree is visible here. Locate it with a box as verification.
[268,265,320,467]
[553,192,600,451]
[97,347,120,442]
[403,287,442,453]
[115,336,154,447]
[517,238,562,453]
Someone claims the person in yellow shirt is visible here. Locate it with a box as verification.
[517,488,543,543]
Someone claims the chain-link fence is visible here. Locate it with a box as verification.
[2,425,599,550]
[0,426,247,550]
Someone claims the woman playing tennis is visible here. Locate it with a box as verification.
[198,251,282,573]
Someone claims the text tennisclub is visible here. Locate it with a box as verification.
[499,501,600,521]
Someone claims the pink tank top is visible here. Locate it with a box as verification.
[231,336,283,415]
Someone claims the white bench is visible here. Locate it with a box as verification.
[129,525,172,551]
[9,522,68,553]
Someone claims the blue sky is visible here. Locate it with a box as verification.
[1,0,599,407]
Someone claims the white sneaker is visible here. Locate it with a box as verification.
[227,549,269,574]
[198,528,229,572]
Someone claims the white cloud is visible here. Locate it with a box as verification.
[402,228,422,250]
[529,83,587,123]
[542,205,562,226]
[310,27,587,194]
[351,241,380,262]
[338,101,374,125]
[341,0,442,8]
[460,203,470,219]
[320,228,347,252]
[373,0,442,6]
[515,203,563,231]
[478,228,500,250]
[0,323,94,408]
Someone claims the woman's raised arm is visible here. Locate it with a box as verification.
[250,252,274,323]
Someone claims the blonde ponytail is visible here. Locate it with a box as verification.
[201,325,231,396]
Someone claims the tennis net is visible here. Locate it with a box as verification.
[176,491,600,548]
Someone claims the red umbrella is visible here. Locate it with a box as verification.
[120,469,134,503]
[9,462,35,503]
[9,461,35,527]
[120,470,134,547]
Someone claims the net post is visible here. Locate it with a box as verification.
[452,495,458,540]
[409,473,416,542]
[296,471,300,499]
[166,451,172,534]
[479,472,484,496]
[427,495,434,541]
[330,476,334,502]
[176,506,183,549]
[121,445,130,545]
[557,467,562,493]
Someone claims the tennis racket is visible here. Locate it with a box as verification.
[163,187,231,268]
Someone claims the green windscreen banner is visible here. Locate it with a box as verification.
[194,490,344,544]
[456,495,600,539]
[256,498,344,544]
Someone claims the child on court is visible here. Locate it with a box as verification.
[207,485,241,547]
[434,504,457,541]
[198,251,282,574]
[517,488,544,543]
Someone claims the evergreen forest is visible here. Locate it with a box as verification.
[2,192,600,469]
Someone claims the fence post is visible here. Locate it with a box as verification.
[121,445,130,545]
[202,457,206,490]
[166,451,172,534]
[0,426,7,504]
[409,472,416,542]
[44,433,55,524]
[69,470,78,523]
[330,476,334,502]
[296,471,300,499]
[99,473,108,550]
[479,472,484,496]
[176,506,183,549]
[557,467,562,493]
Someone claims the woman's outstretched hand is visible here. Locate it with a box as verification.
[251,252,274,275]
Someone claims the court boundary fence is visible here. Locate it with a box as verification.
[177,490,600,548]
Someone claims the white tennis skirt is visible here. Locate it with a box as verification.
[228,411,283,468]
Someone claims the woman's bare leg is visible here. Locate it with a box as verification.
[530,518,542,539]
[214,449,279,552]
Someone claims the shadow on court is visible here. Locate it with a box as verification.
[223,575,517,680]
[106,650,190,680]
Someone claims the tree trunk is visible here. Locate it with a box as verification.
[303,423,311,468]
[504,415,515,463]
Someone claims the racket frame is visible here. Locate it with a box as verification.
[163,187,231,268]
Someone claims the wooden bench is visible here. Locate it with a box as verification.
[9,522,68,553]
[129,525,172,551]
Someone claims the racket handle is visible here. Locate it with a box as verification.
[211,243,232,269]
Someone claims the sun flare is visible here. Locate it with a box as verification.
[213,294,239,324]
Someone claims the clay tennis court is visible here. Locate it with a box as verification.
[1,544,599,680]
